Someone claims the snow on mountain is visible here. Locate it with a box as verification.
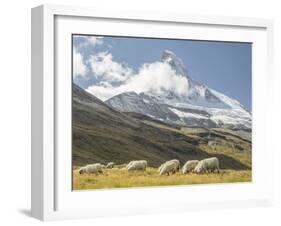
[161,50,188,77]
[168,107,209,119]
[105,50,251,130]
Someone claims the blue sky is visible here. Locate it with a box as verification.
[73,35,252,110]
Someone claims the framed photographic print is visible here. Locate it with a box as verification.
[31,4,274,221]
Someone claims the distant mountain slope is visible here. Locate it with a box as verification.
[73,84,209,166]
[106,50,251,130]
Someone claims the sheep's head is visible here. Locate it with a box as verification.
[194,166,202,174]
[79,168,85,174]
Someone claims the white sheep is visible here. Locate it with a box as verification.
[126,160,141,169]
[126,161,136,169]
[127,160,147,171]
[158,163,165,172]
[160,159,180,175]
[106,162,114,169]
[182,160,199,174]
[158,159,180,173]
[78,163,104,175]
[193,157,220,174]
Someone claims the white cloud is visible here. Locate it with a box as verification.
[125,62,189,95]
[88,52,133,82]
[85,36,104,46]
[86,54,189,101]
[73,48,87,78]
[74,35,104,49]
[86,82,120,101]
[72,36,105,79]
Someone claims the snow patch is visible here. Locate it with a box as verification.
[169,108,208,119]
[143,99,151,104]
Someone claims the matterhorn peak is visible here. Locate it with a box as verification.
[161,50,188,77]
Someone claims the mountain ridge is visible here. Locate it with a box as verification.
[105,50,251,130]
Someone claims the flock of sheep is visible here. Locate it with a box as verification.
[79,157,220,175]
[78,157,220,176]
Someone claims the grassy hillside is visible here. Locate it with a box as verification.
[73,84,208,167]
[72,84,251,171]
[180,127,252,169]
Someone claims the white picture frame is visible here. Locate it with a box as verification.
[31,4,274,221]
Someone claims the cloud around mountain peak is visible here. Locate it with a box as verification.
[83,50,190,101]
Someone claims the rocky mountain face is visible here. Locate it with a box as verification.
[106,50,251,130]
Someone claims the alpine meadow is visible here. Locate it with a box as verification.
[72,35,252,190]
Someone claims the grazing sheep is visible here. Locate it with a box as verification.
[160,160,180,176]
[158,159,180,173]
[182,160,199,174]
[127,160,147,171]
[194,157,220,174]
[106,162,115,169]
[78,163,104,175]
[126,161,141,169]
[158,163,165,172]
[126,161,136,169]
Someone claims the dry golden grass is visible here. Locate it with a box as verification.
[73,167,251,190]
